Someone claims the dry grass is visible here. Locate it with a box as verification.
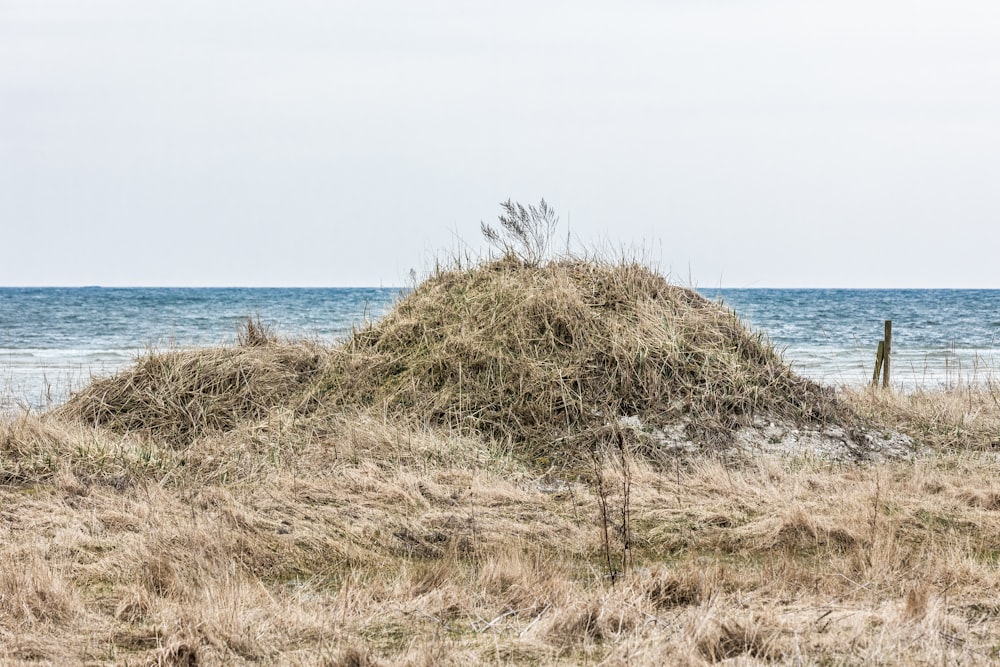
[57,258,856,465]
[321,257,851,459]
[56,339,326,445]
[843,383,1000,451]
[4,256,1000,664]
[3,404,1000,665]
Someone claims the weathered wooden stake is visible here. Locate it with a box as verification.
[882,320,892,388]
[872,340,885,386]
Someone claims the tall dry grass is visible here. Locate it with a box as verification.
[3,402,1000,664]
[843,383,1000,451]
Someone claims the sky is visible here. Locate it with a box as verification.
[2,1,999,288]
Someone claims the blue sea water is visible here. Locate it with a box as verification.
[2,286,999,411]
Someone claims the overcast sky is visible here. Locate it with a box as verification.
[2,1,998,287]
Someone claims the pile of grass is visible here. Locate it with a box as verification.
[57,257,852,461]
[56,322,326,444]
[320,257,848,457]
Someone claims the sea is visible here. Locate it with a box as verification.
[2,287,999,412]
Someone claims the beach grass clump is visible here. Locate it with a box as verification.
[320,256,848,458]
[56,330,326,444]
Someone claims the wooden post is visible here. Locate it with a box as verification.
[882,320,892,388]
[872,340,885,386]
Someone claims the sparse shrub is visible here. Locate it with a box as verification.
[237,315,276,347]
[480,198,560,267]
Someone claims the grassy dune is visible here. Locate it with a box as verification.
[2,258,999,665]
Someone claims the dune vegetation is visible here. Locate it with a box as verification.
[2,212,1000,665]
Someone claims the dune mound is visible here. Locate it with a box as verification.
[57,338,326,443]
[58,257,860,458]
[320,257,851,457]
